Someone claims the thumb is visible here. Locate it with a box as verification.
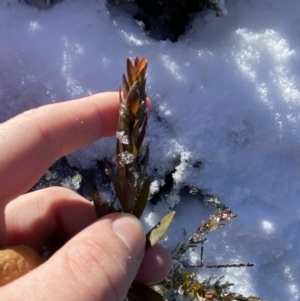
[1,213,145,301]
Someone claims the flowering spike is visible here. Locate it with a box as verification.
[105,56,149,214]
[94,57,175,301]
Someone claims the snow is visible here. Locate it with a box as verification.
[1,0,300,300]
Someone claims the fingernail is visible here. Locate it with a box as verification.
[112,214,145,260]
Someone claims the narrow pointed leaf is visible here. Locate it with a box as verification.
[138,67,147,85]
[115,165,134,213]
[134,56,140,68]
[130,136,138,157]
[121,179,137,213]
[122,74,130,99]
[126,81,140,115]
[118,85,123,103]
[146,211,175,249]
[126,58,136,86]
[127,281,164,301]
[91,190,117,218]
[103,161,123,204]
[136,64,147,87]
[132,177,151,218]
[137,114,147,151]
[118,106,130,131]
[135,57,148,78]
[140,145,149,177]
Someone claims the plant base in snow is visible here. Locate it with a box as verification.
[92,57,265,301]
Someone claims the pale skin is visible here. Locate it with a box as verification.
[0,92,171,301]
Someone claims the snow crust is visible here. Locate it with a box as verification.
[1,1,300,300]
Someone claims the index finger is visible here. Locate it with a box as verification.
[0,92,119,206]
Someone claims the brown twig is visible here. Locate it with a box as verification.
[190,262,255,268]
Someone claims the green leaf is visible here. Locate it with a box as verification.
[127,281,164,301]
[146,211,175,249]
[132,177,151,218]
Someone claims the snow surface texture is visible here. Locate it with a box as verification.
[1,0,300,300]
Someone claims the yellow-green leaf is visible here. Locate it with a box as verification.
[146,211,175,249]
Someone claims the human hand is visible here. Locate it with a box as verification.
[0,92,171,300]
